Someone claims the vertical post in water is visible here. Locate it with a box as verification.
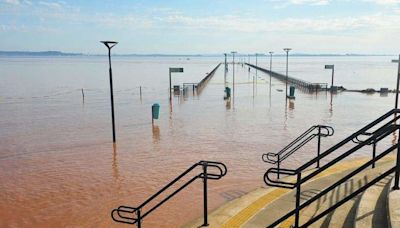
[169,69,172,101]
[231,51,237,103]
[139,86,142,100]
[101,41,118,143]
[269,52,273,87]
[284,48,291,99]
[202,162,209,226]
[331,65,335,91]
[294,173,302,228]
[317,126,321,168]
[224,53,227,86]
[81,88,85,103]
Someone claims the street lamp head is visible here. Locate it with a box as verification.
[269,52,274,55]
[283,48,292,53]
[101,41,118,49]
[231,51,237,55]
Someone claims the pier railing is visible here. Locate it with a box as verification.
[264,109,400,227]
[246,63,328,92]
[196,63,221,94]
[262,125,334,179]
[111,160,227,227]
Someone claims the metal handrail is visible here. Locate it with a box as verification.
[264,109,400,228]
[262,125,334,178]
[111,160,227,227]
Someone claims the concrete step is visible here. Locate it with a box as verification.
[244,159,394,228]
[298,162,391,228]
[387,178,400,228]
[354,174,393,228]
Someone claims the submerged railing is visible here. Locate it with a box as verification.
[262,125,334,179]
[111,160,227,227]
[264,109,400,227]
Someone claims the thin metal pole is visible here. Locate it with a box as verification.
[137,209,141,228]
[277,155,281,179]
[285,51,289,98]
[395,54,400,109]
[108,48,116,143]
[169,70,172,101]
[269,52,273,86]
[317,127,321,168]
[331,66,335,90]
[224,53,227,85]
[203,162,209,226]
[372,142,376,169]
[395,127,400,190]
[294,173,302,227]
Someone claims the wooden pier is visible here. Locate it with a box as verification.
[246,63,328,92]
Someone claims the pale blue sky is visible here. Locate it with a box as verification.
[1,0,399,54]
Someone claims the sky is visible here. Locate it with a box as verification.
[0,0,400,54]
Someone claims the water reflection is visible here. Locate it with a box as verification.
[112,143,121,192]
[152,125,161,143]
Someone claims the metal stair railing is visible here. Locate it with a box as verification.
[262,125,334,179]
[111,160,227,227]
[264,109,400,228]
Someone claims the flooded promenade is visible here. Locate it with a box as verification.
[0,56,399,227]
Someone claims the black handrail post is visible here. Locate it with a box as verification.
[372,142,376,169]
[277,154,281,179]
[394,127,400,190]
[317,126,321,168]
[202,162,209,227]
[294,172,302,228]
[137,209,141,228]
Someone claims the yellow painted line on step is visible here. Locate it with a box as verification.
[221,158,387,228]
[221,188,290,228]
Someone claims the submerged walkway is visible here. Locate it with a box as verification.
[246,63,328,92]
[184,155,396,228]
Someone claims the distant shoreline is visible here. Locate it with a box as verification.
[0,51,395,57]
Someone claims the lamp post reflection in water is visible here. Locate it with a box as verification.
[101,41,118,143]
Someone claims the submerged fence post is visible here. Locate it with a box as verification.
[202,162,209,226]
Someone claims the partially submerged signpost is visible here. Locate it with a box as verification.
[169,67,184,101]
[325,64,335,91]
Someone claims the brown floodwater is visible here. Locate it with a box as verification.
[0,56,398,227]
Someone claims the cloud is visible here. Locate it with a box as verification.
[3,0,20,5]
[38,1,64,9]
[363,0,400,5]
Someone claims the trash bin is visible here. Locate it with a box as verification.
[289,86,295,97]
[224,87,231,99]
[152,103,160,119]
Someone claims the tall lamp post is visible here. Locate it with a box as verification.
[224,53,227,85]
[269,52,274,87]
[283,48,292,99]
[231,51,237,98]
[101,41,118,143]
